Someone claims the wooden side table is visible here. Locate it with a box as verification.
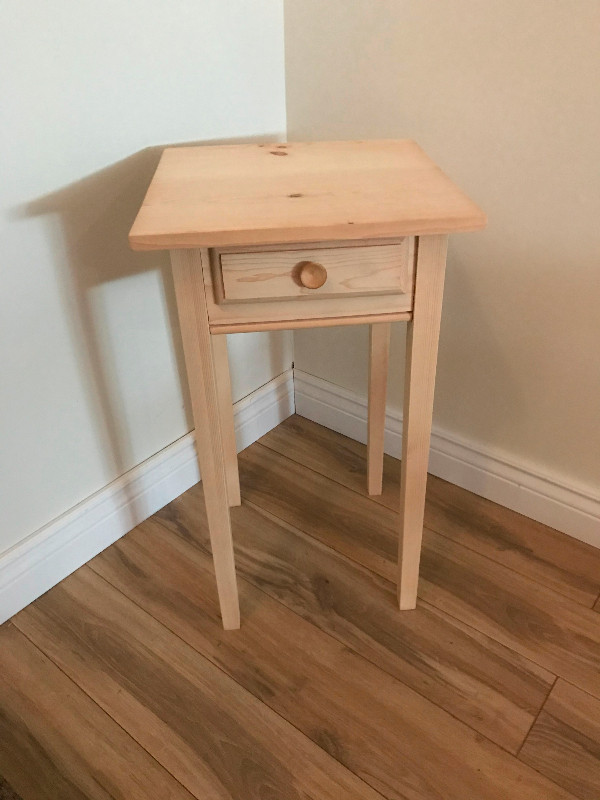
[130,140,486,629]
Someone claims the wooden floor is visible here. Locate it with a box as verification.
[2,415,600,800]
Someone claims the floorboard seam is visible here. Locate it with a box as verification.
[228,492,585,799]
[252,441,600,609]
[516,675,558,758]
[555,677,600,703]
[9,620,198,800]
[236,494,582,711]
[149,503,554,762]
[5,417,599,800]
[510,675,586,799]
[86,562,391,800]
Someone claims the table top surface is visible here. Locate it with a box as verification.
[129,139,486,250]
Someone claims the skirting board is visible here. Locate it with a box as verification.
[293,369,600,549]
[0,369,294,624]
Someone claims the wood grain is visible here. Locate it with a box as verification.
[418,534,600,700]
[211,333,241,507]
[218,240,411,302]
[259,415,600,606]
[367,322,391,495]
[259,413,402,503]
[424,476,600,608]
[154,487,553,753]
[202,240,414,330]
[236,442,600,699]
[129,140,486,250]
[296,259,328,289]
[9,420,598,800]
[171,248,239,628]
[520,680,600,800]
[239,442,395,575]
[13,567,386,800]
[0,622,194,800]
[398,234,448,608]
[81,516,576,799]
[209,309,411,334]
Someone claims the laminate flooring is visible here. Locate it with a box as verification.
[2,415,600,799]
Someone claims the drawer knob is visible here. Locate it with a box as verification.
[296,260,328,289]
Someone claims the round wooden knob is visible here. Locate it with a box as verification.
[296,260,327,289]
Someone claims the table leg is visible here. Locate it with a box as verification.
[398,234,448,610]
[170,248,240,630]
[211,334,241,507]
[367,322,391,495]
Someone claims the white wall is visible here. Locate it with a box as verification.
[285,0,600,495]
[0,1,290,554]
[3,0,598,567]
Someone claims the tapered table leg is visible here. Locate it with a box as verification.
[170,248,240,630]
[398,234,448,610]
[211,334,241,507]
[367,322,391,495]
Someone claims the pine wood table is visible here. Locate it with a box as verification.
[130,140,486,629]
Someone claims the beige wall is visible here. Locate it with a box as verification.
[0,1,290,554]
[285,0,600,492]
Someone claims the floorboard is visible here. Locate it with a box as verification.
[519,680,600,800]
[12,567,385,800]
[3,415,599,800]
[236,441,600,699]
[0,623,194,800]
[259,416,600,606]
[156,488,553,753]
[88,517,574,799]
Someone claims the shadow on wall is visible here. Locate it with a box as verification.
[15,135,282,527]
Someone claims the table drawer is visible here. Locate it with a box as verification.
[214,240,412,303]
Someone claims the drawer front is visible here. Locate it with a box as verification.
[216,240,412,303]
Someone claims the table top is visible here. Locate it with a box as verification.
[129,139,486,250]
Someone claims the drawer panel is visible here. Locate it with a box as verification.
[216,240,411,303]
[203,239,414,332]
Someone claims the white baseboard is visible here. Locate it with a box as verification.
[4,362,597,625]
[0,369,294,624]
[294,369,600,549]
